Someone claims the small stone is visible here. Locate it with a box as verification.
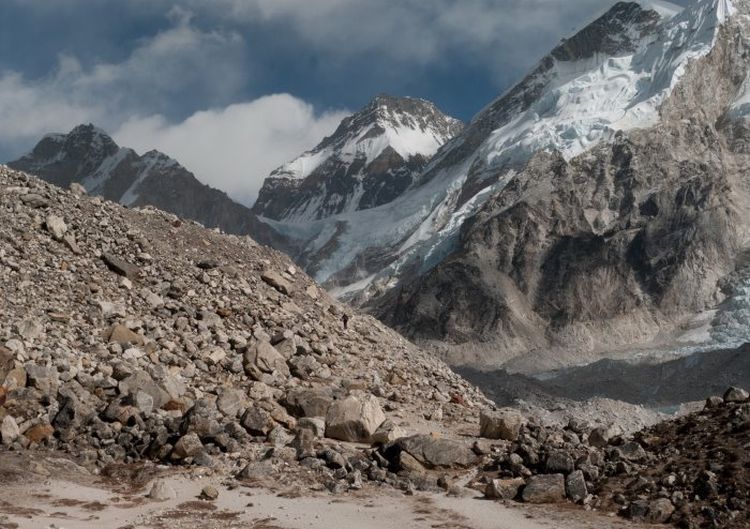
[17,318,43,340]
[705,395,724,409]
[1,416,20,445]
[724,386,749,403]
[148,479,177,501]
[199,485,219,501]
[486,478,525,500]
[102,253,140,280]
[45,214,67,240]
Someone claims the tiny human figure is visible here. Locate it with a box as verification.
[342,313,349,329]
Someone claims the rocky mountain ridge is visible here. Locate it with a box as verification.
[8,124,285,249]
[252,95,463,223]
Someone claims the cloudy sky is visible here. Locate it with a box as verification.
[0,0,689,205]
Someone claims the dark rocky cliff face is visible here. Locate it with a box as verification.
[9,125,288,249]
[371,9,750,371]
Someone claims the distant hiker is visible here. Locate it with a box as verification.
[342,313,349,329]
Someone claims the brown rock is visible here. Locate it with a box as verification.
[106,324,145,346]
[24,424,54,443]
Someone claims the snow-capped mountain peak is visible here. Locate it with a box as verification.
[257,0,742,303]
[252,95,463,222]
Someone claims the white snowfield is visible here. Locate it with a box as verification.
[264,0,736,301]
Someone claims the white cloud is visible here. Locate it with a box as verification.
[0,8,247,154]
[114,95,348,206]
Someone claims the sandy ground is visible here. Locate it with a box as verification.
[0,455,652,529]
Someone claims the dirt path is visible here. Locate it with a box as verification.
[0,471,650,529]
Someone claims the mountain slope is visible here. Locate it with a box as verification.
[261,1,736,299]
[373,0,750,370]
[8,124,285,248]
[252,95,462,222]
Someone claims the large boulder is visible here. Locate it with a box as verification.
[395,434,479,469]
[118,371,170,409]
[325,394,385,443]
[479,409,525,441]
[521,474,566,503]
[261,271,293,296]
[565,470,588,502]
[243,340,290,379]
[282,388,335,418]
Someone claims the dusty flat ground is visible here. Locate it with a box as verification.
[0,453,653,529]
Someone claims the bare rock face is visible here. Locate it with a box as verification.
[377,17,750,369]
[325,394,386,443]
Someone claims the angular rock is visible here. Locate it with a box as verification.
[325,394,386,443]
[261,271,293,296]
[241,407,274,436]
[283,388,334,418]
[521,474,566,504]
[588,426,614,448]
[545,451,575,474]
[243,340,290,379]
[479,409,525,441]
[119,371,170,409]
[45,214,67,241]
[724,386,749,403]
[395,435,478,469]
[1,416,20,446]
[102,253,140,280]
[486,478,525,500]
[217,389,245,418]
[172,432,204,459]
[371,419,407,445]
[148,479,177,501]
[565,470,588,502]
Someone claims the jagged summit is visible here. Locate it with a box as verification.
[8,125,286,248]
[251,95,462,222]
